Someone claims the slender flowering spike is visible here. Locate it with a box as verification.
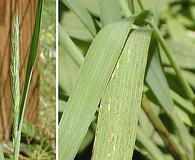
[13,1,44,159]
[11,15,20,159]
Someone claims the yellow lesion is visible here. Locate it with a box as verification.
[108,97,111,113]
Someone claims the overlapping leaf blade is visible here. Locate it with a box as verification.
[59,17,137,160]
[92,28,152,160]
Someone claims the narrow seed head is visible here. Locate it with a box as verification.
[11,14,20,148]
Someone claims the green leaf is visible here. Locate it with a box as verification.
[92,28,152,160]
[164,67,195,92]
[19,0,43,129]
[146,38,194,160]
[175,103,195,127]
[79,0,100,17]
[60,11,93,41]
[166,15,192,44]
[131,0,169,23]
[171,90,195,114]
[59,24,84,66]
[161,40,195,69]
[59,17,137,160]
[58,47,79,95]
[59,100,67,113]
[78,122,96,154]
[137,127,164,160]
[0,145,4,160]
[171,90,195,127]
[61,0,97,36]
[139,109,155,138]
[99,0,121,26]
[118,0,131,17]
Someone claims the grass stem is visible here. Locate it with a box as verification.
[128,0,135,14]
[137,0,144,10]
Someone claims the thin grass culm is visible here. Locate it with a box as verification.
[11,14,21,160]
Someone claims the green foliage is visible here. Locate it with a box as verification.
[92,28,152,160]
[99,0,120,26]
[59,0,195,160]
[42,0,56,48]
[59,16,137,160]
[0,145,4,160]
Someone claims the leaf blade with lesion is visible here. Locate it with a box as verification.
[92,28,152,160]
[59,17,137,160]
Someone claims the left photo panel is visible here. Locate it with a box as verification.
[0,0,56,159]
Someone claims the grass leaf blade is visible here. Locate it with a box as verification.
[92,28,152,160]
[61,0,96,36]
[99,0,121,26]
[59,18,137,160]
[19,0,43,127]
[137,127,164,160]
[59,24,84,67]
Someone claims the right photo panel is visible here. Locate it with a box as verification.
[58,0,195,160]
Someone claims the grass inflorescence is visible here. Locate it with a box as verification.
[11,14,21,160]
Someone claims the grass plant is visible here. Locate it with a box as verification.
[10,0,44,159]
